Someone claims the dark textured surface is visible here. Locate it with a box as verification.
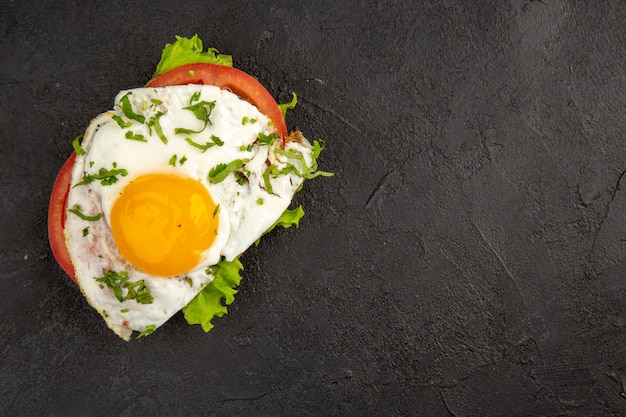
[1,1,625,415]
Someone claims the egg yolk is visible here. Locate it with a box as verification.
[110,174,219,277]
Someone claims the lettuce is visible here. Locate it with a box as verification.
[153,35,232,79]
[182,207,305,332]
[182,258,243,332]
[256,206,305,246]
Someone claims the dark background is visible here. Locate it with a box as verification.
[1,1,625,416]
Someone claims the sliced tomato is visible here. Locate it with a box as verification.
[146,63,288,139]
[51,62,287,282]
[48,152,77,282]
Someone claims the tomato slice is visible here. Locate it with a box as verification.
[48,152,77,282]
[146,63,287,139]
[50,63,288,282]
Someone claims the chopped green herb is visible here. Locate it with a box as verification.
[125,280,154,304]
[82,227,89,236]
[94,269,154,305]
[208,159,245,183]
[257,132,280,146]
[146,112,167,144]
[175,100,216,134]
[263,164,277,194]
[184,277,193,287]
[212,204,220,218]
[73,164,128,187]
[234,170,248,185]
[151,98,163,105]
[241,116,249,125]
[278,92,298,118]
[125,131,147,142]
[111,115,131,129]
[120,93,146,124]
[190,91,201,104]
[169,154,177,166]
[184,135,223,152]
[136,325,156,339]
[257,198,264,205]
[120,308,129,313]
[68,205,103,222]
[179,155,187,165]
[72,134,86,155]
[275,139,334,179]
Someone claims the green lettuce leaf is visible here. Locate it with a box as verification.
[255,206,305,246]
[153,35,232,79]
[278,92,298,119]
[182,258,243,332]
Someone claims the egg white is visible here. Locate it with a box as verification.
[64,85,312,340]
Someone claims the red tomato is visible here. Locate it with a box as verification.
[48,152,77,282]
[49,62,288,282]
[146,63,288,139]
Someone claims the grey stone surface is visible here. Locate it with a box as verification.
[1,0,625,415]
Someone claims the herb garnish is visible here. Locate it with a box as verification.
[125,131,147,142]
[111,115,131,129]
[184,135,223,152]
[73,163,128,187]
[146,111,167,144]
[120,93,146,124]
[257,132,280,146]
[208,159,246,183]
[175,99,216,135]
[72,134,86,155]
[94,269,154,304]
[68,205,103,222]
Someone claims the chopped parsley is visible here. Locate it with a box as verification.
[68,205,102,222]
[208,159,246,183]
[169,154,177,166]
[278,92,298,118]
[257,132,280,146]
[275,139,334,179]
[120,92,146,124]
[73,163,128,187]
[184,135,223,152]
[146,111,167,144]
[125,131,147,142]
[111,115,131,129]
[175,100,216,135]
[72,134,86,155]
[94,269,154,304]
[82,227,89,236]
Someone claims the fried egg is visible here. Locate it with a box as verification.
[64,85,314,340]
